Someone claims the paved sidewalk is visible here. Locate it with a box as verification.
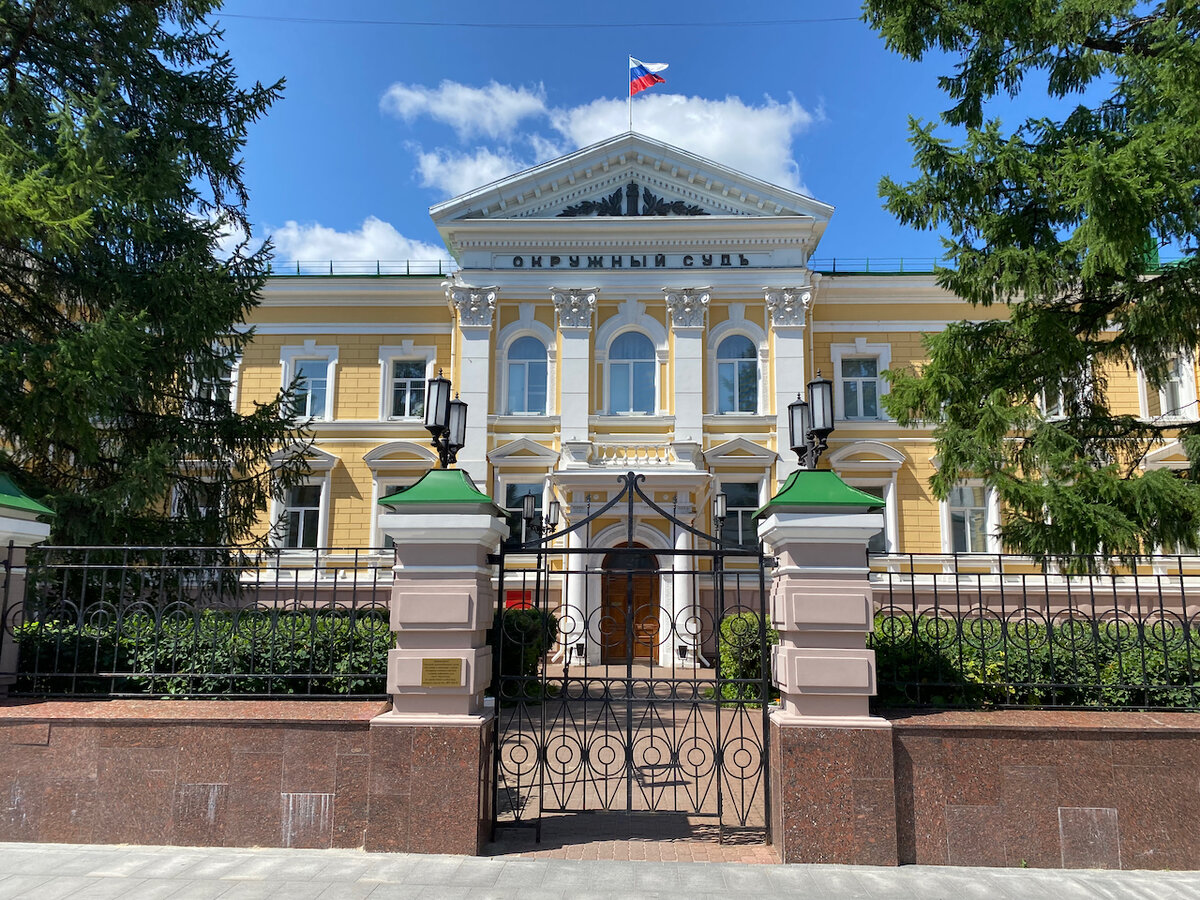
[0,842,1197,899]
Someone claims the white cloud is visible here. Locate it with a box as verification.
[549,94,816,190]
[268,216,449,263]
[380,80,547,141]
[384,79,821,198]
[414,147,526,197]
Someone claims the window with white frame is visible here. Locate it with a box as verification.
[503,482,543,548]
[377,343,435,422]
[718,482,760,548]
[378,480,408,548]
[389,361,426,419]
[716,335,758,414]
[832,339,891,421]
[608,332,656,415]
[281,343,337,421]
[506,336,548,414]
[856,484,889,553]
[293,360,329,418]
[282,484,322,549]
[1143,353,1197,420]
[841,358,880,419]
[947,484,990,554]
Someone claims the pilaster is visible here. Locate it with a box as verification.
[446,283,497,480]
[552,288,597,444]
[765,284,813,485]
[665,288,708,444]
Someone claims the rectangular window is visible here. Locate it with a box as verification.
[841,358,879,419]
[717,360,758,413]
[293,359,329,419]
[390,361,426,419]
[859,485,888,553]
[948,485,988,553]
[719,482,760,548]
[1147,355,1189,418]
[503,483,542,547]
[283,484,322,549]
[379,482,406,549]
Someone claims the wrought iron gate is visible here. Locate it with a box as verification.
[491,472,773,843]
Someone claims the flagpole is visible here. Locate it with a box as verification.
[627,54,632,133]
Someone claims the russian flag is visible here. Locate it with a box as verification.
[630,57,668,95]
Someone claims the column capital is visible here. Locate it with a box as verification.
[764,286,812,328]
[663,287,710,329]
[446,282,498,328]
[551,287,598,329]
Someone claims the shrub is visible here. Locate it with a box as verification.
[489,607,559,702]
[716,611,778,702]
[14,608,393,696]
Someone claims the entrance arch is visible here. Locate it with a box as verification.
[600,544,658,663]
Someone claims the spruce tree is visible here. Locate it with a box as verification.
[864,0,1200,564]
[0,0,309,545]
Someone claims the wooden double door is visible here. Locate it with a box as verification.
[600,545,659,663]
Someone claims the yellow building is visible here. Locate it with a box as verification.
[235,133,1194,565]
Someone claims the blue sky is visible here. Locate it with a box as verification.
[214,1,966,269]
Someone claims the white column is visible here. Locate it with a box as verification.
[766,286,813,487]
[446,284,496,480]
[564,526,588,666]
[665,527,698,667]
[665,289,709,445]
[552,288,597,453]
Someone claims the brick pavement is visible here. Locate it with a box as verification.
[486,811,778,864]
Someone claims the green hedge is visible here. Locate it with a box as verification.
[717,611,779,702]
[489,607,558,702]
[15,609,393,696]
[871,611,1200,710]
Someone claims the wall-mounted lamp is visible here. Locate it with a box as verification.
[788,371,835,469]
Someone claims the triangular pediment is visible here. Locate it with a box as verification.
[489,438,560,466]
[705,438,778,467]
[1144,440,1189,470]
[431,133,832,226]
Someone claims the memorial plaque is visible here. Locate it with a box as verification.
[421,658,463,687]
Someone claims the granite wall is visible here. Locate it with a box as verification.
[0,700,492,855]
[3,700,1198,869]
[773,710,1200,869]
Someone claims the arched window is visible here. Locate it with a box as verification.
[506,336,547,414]
[716,335,757,413]
[608,332,656,414]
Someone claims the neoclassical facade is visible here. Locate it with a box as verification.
[234,133,1196,567]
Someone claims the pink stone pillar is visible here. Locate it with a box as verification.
[366,470,508,855]
[757,470,898,864]
[0,495,54,697]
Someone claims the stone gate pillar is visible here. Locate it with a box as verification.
[757,469,898,865]
[0,476,54,698]
[368,468,508,855]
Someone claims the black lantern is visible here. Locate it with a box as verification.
[713,492,727,528]
[788,371,836,469]
[424,370,467,468]
[546,500,561,529]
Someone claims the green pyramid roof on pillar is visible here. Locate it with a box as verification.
[0,474,55,519]
[755,469,884,518]
[378,467,506,517]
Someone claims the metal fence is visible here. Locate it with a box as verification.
[1,544,394,698]
[869,553,1200,710]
